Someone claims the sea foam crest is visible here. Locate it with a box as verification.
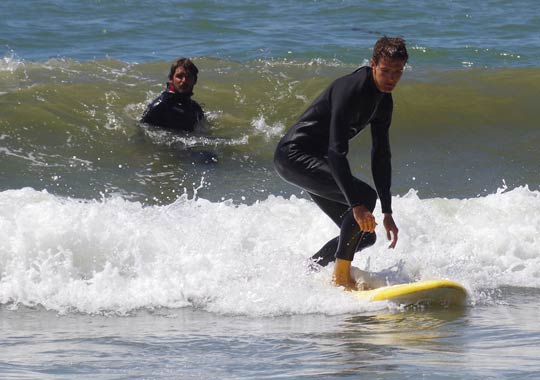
[0,186,539,315]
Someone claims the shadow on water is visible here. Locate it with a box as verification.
[186,149,219,165]
[261,308,472,379]
[343,308,468,344]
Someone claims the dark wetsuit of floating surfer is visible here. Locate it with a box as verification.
[141,57,217,164]
[141,83,205,132]
[141,57,205,132]
[274,37,408,290]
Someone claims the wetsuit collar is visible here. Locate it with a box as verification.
[166,82,194,97]
[366,67,384,95]
[353,66,383,95]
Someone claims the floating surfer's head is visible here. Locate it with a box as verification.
[370,37,408,93]
[168,58,199,95]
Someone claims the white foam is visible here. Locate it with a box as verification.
[0,52,23,72]
[0,186,539,316]
[250,115,285,140]
[140,124,249,148]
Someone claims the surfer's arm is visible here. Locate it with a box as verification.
[192,100,209,132]
[353,204,377,233]
[371,95,398,247]
[140,92,170,126]
[383,213,398,248]
[370,96,393,214]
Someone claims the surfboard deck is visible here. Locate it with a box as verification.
[353,279,468,307]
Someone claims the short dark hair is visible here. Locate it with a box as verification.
[168,58,199,83]
[372,37,408,64]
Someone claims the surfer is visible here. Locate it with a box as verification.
[274,37,408,290]
[141,58,206,132]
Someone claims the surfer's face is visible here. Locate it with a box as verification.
[370,58,405,93]
[171,66,196,94]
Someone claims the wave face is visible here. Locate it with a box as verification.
[1,58,539,203]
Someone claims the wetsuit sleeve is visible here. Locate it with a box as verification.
[327,76,366,208]
[370,95,393,214]
[193,101,205,125]
[140,92,170,126]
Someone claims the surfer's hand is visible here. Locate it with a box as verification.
[383,213,398,248]
[353,205,377,233]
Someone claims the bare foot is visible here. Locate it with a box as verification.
[332,258,358,291]
[332,275,359,291]
[356,282,371,291]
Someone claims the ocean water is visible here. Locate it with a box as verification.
[1,1,540,379]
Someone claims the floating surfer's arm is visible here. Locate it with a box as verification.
[140,92,168,126]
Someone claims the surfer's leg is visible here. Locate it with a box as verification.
[309,237,339,267]
[334,210,365,261]
[356,231,377,252]
[309,230,377,268]
[334,186,377,262]
[309,192,348,225]
[310,233,376,268]
[274,146,377,287]
[274,148,346,266]
[308,189,377,267]
[308,193,348,266]
[331,185,377,289]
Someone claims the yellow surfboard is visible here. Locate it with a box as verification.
[353,279,468,307]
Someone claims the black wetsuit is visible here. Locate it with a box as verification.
[141,84,204,132]
[274,66,393,266]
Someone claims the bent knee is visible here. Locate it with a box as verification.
[353,180,378,211]
[356,232,376,252]
[363,232,377,247]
